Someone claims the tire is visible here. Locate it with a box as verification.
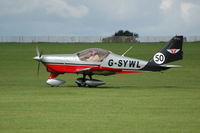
[76,82,86,87]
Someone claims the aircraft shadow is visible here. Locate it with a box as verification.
[60,85,140,89]
[60,85,179,89]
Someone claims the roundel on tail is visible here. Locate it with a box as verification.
[153,52,165,64]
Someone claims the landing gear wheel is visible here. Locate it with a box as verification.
[77,82,86,87]
[75,78,87,87]
[46,79,65,87]
[75,74,106,87]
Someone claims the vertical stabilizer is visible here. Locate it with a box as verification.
[143,35,183,71]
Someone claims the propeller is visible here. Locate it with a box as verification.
[33,46,43,77]
[37,61,41,77]
[36,46,41,57]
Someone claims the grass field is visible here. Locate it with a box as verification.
[0,42,200,133]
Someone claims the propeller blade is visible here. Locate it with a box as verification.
[36,46,43,57]
[35,46,43,77]
[37,62,41,77]
[40,51,43,57]
[36,46,40,57]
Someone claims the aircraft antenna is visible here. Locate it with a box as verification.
[122,46,133,57]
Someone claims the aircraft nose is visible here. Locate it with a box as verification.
[33,56,42,61]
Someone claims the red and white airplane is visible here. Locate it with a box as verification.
[34,35,183,87]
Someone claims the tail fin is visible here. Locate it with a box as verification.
[143,35,183,71]
[150,35,183,65]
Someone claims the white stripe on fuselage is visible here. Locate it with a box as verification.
[101,53,148,70]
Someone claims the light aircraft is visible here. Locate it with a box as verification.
[33,35,183,87]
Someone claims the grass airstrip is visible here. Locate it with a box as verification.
[0,42,200,133]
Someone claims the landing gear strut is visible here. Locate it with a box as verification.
[75,74,88,87]
[75,74,106,87]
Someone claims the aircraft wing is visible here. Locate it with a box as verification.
[76,67,122,76]
[76,68,91,74]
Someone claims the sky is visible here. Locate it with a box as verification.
[0,0,200,36]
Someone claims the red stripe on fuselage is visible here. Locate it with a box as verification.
[44,64,144,74]
[116,71,144,74]
[45,64,96,73]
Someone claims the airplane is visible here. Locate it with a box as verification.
[33,35,183,87]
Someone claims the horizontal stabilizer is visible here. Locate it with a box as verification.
[160,64,182,68]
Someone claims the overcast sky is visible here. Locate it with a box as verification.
[0,0,199,36]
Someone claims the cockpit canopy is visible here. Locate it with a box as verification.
[77,48,110,62]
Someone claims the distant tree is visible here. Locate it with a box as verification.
[124,30,133,36]
[114,30,138,38]
[102,30,139,43]
[133,33,139,38]
[114,30,124,36]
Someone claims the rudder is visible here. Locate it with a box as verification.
[150,35,183,65]
[142,35,183,71]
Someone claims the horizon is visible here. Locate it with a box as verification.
[0,0,200,36]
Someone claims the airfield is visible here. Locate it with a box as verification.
[0,42,200,133]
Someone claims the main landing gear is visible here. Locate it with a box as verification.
[75,74,106,87]
[46,73,106,87]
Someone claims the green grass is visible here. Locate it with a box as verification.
[0,42,200,133]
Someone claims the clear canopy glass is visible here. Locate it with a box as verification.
[77,48,110,62]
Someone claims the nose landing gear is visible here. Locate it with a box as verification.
[46,73,65,87]
[46,79,65,87]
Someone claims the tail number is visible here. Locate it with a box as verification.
[153,53,165,64]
